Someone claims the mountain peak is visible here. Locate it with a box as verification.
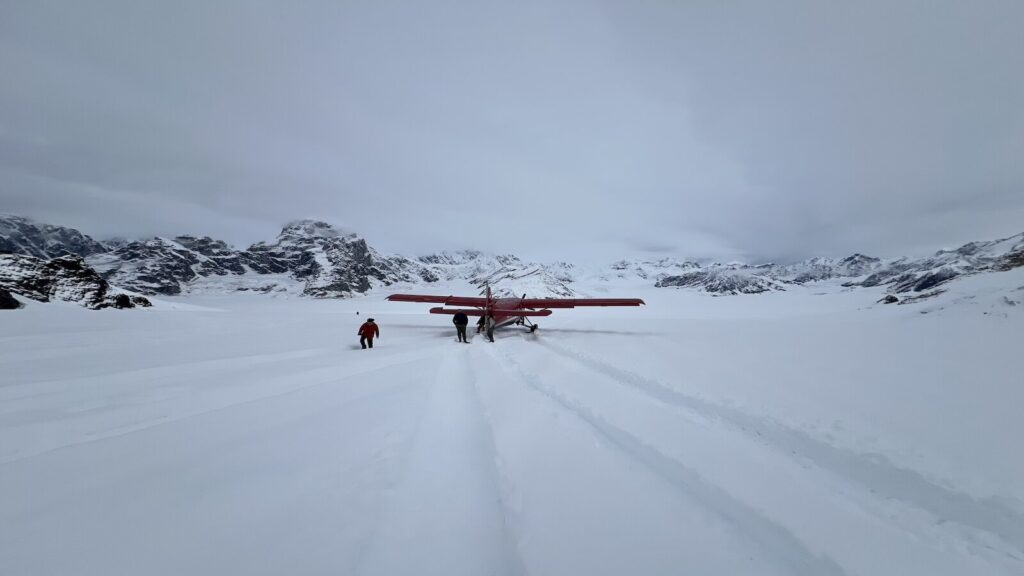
[416,250,483,266]
[279,220,352,240]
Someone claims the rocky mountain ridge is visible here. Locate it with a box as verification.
[242,220,437,297]
[599,258,703,282]
[416,250,575,297]
[2,214,1022,307]
[0,214,107,260]
[655,266,789,295]
[844,233,1024,294]
[0,253,150,309]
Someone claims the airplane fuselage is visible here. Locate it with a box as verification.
[489,298,532,328]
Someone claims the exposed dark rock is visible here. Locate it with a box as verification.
[130,295,153,307]
[174,236,246,275]
[995,249,1024,271]
[897,290,946,305]
[236,285,278,294]
[0,215,108,259]
[112,294,134,309]
[836,253,883,275]
[0,254,113,308]
[851,261,913,288]
[877,295,899,304]
[0,288,22,309]
[892,268,959,293]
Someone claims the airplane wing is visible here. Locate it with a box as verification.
[492,309,552,317]
[429,307,486,316]
[519,298,645,308]
[388,293,644,309]
[429,307,553,317]
[386,294,488,307]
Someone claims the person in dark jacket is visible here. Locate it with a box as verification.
[358,318,379,349]
[452,311,469,343]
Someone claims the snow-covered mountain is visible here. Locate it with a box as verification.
[84,220,438,298]
[87,236,247,295]
[656,265,790,295]
[0,254,149,309]
[650,253,883,296]
[599,258,702,282]
[2,213,1022,308]
[416,251,576,297]
[767,253,883,283]
[845,232,1024,296]
[654,236,1023,300]
[243,220,437,298]
[0,214,107,260]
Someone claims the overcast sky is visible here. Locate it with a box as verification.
[1,1,1021,263]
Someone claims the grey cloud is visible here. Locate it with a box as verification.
[1,0,1021,262]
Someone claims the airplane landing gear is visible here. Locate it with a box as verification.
[523,317,539,333]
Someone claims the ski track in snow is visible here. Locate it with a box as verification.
[486,344,849,576]
[356,345,525,576]
[463,347,531,576]
[468,340,795,575]
[536,338,1024,561]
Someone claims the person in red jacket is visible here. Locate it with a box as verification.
[358,318,379,349]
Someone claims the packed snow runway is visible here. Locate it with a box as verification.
[2,282,1023,575]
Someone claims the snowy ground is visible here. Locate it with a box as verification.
[2,276,1023,575]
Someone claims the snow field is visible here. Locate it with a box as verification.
[1,283,1022,575]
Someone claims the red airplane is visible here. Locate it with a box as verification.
[386,285,645,341]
